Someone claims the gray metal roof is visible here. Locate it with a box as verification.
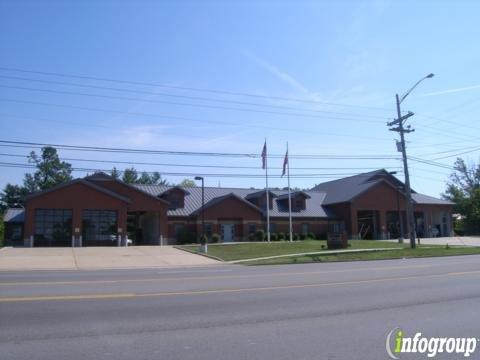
[134,185,333,218]
[312,170,387,204]
[3,208,25,223]
[313,169,452,206]
[412,193,454,205]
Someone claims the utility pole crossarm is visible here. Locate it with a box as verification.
[388,74,433,249]
[387,111,415,126]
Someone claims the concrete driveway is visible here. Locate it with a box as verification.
[385,236,480,247]
[417,236,480,246]
[0,246,220,271]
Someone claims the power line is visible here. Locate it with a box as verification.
[0,74,389,120]
[0,112,393,142]
[430,146,480,161]
[415,144,480,158]
[0,140,400,159]
[408,156,455,170]
[0,84,386,124]
[0,161,399,179]
[0,152,402,171]
[416,113,480,132]
[0,66,393,112]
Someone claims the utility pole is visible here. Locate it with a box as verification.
[388,102,416,248]
[387,73,434,249]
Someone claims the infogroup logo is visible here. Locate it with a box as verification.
[386,328,478,359]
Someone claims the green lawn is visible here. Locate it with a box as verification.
[177,240,480,265]
[178,240,405,262]
[243,246,480,265]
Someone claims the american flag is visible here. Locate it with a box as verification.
[282,150,288,176]
[261,141,267,169]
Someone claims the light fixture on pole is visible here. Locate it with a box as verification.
[388,73,434,249]
[194,176,206,253]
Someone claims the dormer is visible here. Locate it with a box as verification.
[245,190,277,210]
[159,187,190,210]
[276,191,311,211]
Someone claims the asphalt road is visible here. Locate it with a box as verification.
[2,256,480,360]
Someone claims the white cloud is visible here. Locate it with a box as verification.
[421,84,480,97]
[241,49,311,95]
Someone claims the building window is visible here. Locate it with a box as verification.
[169,195,181,209]
[302,223,309,234]
[269,223,276,233]
[205,223,213,238]
[174,223,185,238]
[248,223,256,234]
[296,199,304,210]
[34,209,72,247]
[82,210,117,246]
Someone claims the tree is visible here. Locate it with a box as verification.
[443,158,480,234]
[111,167,120,179]
[179,179,196,187]
[25,147,73,191]
[122,167,138,184]
[1,147,72,208]
[0,214,4,247]
[0,184,26,211]
[137,171,163,185]
[119,168,168,185]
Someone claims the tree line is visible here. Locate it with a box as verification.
[1,146,480,236]
[0,146,196,211]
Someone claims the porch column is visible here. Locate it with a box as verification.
[350,208,358,239]
[379,210,387,240]
[118,208,128,247]
[158,211,168,246]
[24,207,35,247]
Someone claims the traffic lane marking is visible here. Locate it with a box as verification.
[1,269,479,303]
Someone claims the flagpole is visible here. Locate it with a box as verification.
[265,139,270,242]
[287,142,293,242]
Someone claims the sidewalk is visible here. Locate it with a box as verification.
[385,236,480,247]
[0,246,220,271]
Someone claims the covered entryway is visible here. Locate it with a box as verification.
[127,211,162,245]
[357,210,379,240]
[82,210,118,247]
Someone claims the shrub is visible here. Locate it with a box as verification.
[293,233,300,241]
[211,233,220,243]
[177,228,197,244]
[254,229,265,242]
[317,232,327,240]
[199,234,208,245]
[248,233,255,241]
[278,232,285,241]
[300,233,307,240]
[270,232,278,241]
[308,232,316,240]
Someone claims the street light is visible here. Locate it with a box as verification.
[194,176,206,253]
[394,73,434,249]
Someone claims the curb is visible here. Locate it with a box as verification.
[229,248,404,264]
[173,246,225,262]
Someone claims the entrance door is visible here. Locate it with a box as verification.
[221,223,235,242]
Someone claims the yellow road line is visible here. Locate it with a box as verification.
[1,269,479,303]
[0,264,433,287]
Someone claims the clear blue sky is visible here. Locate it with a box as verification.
[0,0,479,197]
